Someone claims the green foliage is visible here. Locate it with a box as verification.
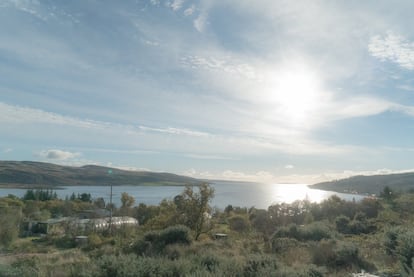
[380,186,395,201]
[159,225,192,245]
[311,240,370,270]
[312,172,414,195]
[228,215,251,233]
[0,264,37,277]
[53,235,77,249]
[384,226,403,256]
[335,215,350,233]
[271,237,299,254]
[249,208,271,235]
[273,222,332,242]
[88,233,103,249]
[120,192,135,209]
[0,257,39,277]
[132,225,192,255]
[0,206,22,247]
[397,230,414,275]
[95,254,195,277]
[133,203,160,225]
[243,254,278,276]
[23,189,57,201]
[174,183,215,240]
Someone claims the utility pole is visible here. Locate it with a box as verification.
[108,169,113,234]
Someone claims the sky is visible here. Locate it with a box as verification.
[1,0,414,184]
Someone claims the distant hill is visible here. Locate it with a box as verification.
[0,161,203,188]
[311,172,414,195]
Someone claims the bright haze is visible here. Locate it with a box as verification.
[1,1,414,184]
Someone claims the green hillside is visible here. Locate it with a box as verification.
[0,161,203,188]
[311,172,414,195]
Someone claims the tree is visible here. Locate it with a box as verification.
[380,186,395,202]
[119,192,135,216]
[0,198,23,247]
[79,193,92,202]
[94,197,106,209]
[121,192,135,209]
[175,184,215,240]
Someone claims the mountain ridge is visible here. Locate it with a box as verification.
[0,160,203,188]
[311,172,414,195]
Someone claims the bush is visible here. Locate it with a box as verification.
[300,222,332,241]
[311,240,367,270]
[335,215,350,234]
[243,254,278,276]
[228,215,251,233]
[159,225,192,245]
[396,230,414,274]
[335,214,374,235]
[95,254,197,277]
[0,264,37,277]
[271,238,299,254]
[334,242,360,267]
[4,257,39,277]
[88,233,103,249]
[273,223,331,242]
[132,225,192,255]
[384,226,403,256]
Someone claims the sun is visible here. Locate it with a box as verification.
[262,64,323,128]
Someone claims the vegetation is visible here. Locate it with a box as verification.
[311,172,414,195]
[1,185,414,276]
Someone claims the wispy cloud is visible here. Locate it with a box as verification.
[169,0,185,11]
[184,4,195,16]
[368,32,414,70]
[0,102,104,129]
[181,55,258,80]
[138,125,209,137]
[193,13,208,32]
[184,154,236,161]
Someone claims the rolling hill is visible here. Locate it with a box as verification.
[0,161,203,188]
[311,172,414,195]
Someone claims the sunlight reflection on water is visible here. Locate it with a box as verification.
[0,182,365,209]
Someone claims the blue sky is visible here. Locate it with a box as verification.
[1,0,414,184]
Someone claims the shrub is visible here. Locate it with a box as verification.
[95,254,197,277]
[88,233,103,249]
[300,222,332,241]
[396,230,414,274]
[271,238,299,254]
[311,240,367,270]
[132,225,192,255]
[384,226,403,256]
[243,254,278,276]
[228,215,251,233]
[335,215,350,234]
[311,240,336,267]
[159,225,192,245]
[273,223,331,242]
[5,257,39,277]
[334,242,360,267]
[0,264,37,277]
[199,252,221,272]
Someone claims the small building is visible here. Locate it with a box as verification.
[36,217,70,235]
[27,216,139,235]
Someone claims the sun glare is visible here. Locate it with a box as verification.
[263,65,323,127]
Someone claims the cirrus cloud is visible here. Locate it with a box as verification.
[368,32,414,70]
